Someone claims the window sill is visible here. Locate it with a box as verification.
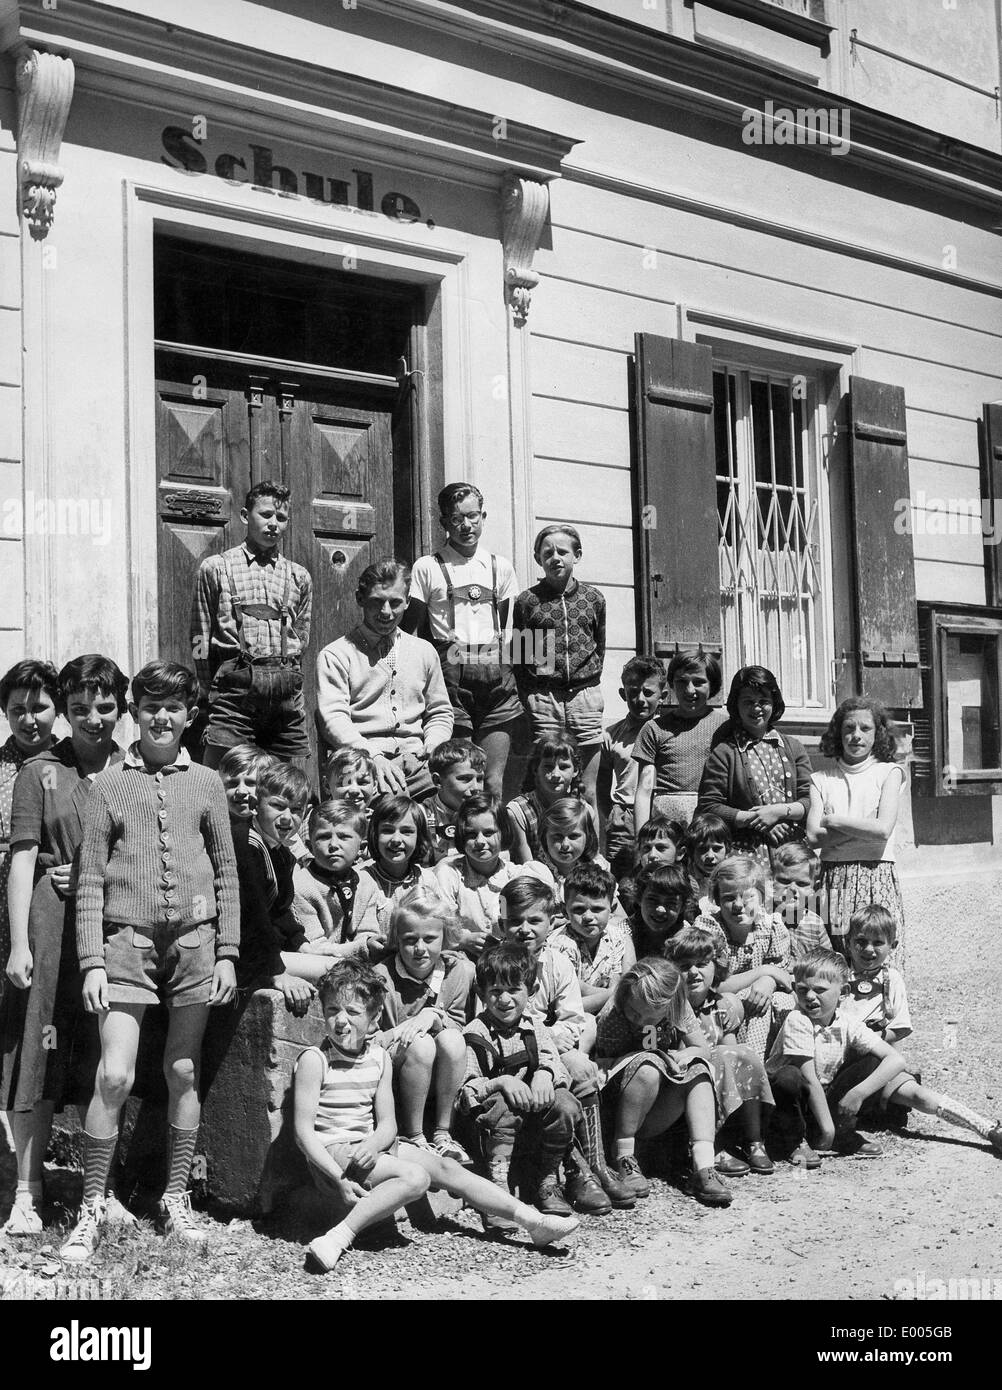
[696,0,834,45]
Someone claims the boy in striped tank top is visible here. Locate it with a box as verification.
[294,958,579,1271]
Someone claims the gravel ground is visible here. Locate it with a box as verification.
[2,972,999,1301]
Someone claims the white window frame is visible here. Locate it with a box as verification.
[713,354,836,722]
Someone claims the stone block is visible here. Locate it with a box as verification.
[197,988,326,1215]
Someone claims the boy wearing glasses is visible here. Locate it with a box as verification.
[406,484,521,800]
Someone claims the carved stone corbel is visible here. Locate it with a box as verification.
[501,170,549,326]
[13,46,75,239]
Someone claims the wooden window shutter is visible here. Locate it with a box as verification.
[847,375,922,709]
[633,334,721,659]
[980,402,1002,605]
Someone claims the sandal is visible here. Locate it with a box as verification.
[2,1198,43,1236]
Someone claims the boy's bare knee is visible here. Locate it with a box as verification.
[401,1161,431,1200]
[98,1065,134,1101]
[435,1029,465,1059]
[163,1055,198,1093]
[626,1064,660,1097]
[406,1034,436,1066]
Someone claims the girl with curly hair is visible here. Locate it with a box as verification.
[806,697,906,967]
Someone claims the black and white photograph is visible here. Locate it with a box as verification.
[0,0,999,1342]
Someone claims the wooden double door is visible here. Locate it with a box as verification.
[155,347,400,770]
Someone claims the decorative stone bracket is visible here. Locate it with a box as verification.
[501,170,549,326]
[13,46,75,239]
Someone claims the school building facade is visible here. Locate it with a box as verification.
[1,0,1001,973]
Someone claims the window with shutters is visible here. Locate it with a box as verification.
[713,363,834,718]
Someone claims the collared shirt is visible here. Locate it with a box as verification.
[190,542,312,691]
[410,543,518,648]
[123,743,192,773]
[766,1004,884,1086]
[843,965,912,1040]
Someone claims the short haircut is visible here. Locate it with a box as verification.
[438,482,484,516]
[635,863,691,903]
[563,861,616,906]
[356,558,410,601]
[499,874,556,921]
[475,942,535,997]
[217,744,276,783]
[540,797,599,861]
[820,697,898,763]
[666,650,723,699]
[725,665,785,730]
[309,798,367,841]
[318,958,387,1016]
[386,887,460,950]
[847,903,897,946]
[0,659,60,712]
[637,815,687,852]
[686,813,732,857]
[533,523,582,560]
[614,957,686,1026]
[664,924,730,982]
[245,480,290,511]
[326,746,377,783]
[130,660,199,710]
[429,739,487,777]
[710,853,767,901]
[454,792,511,853]
[620,655,666,688]
[793,948,849,988]
[57,654,129,716]
[257,761,311,811]
[367,794,432,867]
[525,736,584,798]
[770,840,817,875]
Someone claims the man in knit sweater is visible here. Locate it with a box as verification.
[315,559,453,800]
[61,661,239,1264]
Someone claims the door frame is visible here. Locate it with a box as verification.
[124,179,469,675]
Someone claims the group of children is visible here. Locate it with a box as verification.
[1,482,1000,1277]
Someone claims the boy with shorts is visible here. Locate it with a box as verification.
[192,480,312,767]
[512,524,606,808]
[61,661,240,1261]
[598,656,666,880]
[406,484,521,799]
[294,957,578,1270]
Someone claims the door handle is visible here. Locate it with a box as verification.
[652,572,663,598]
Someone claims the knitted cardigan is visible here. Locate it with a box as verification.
[75,758,240,971]
[695,727,812,827]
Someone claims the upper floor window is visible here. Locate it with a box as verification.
[714,363,832,718]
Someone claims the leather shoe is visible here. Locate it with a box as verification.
[535,1175,574,1217]
[714,1150,750,1177]
[689,1166,733,1207]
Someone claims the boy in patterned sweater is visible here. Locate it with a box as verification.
[512,524,606,809]
[61,661,240,1262]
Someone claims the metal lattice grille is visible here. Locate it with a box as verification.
[715,367,827,711]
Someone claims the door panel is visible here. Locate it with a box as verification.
[283,386,397,758]
[155,355,398,780]
[156,359,251,670]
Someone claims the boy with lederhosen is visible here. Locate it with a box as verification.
[406,484,521,801]
[191,481,313,767]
